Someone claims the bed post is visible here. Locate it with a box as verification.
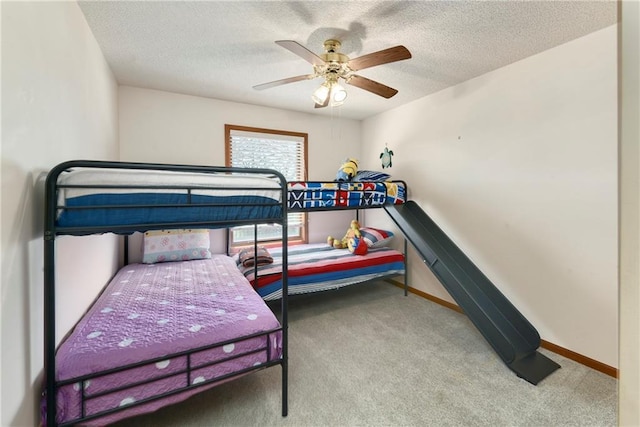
[252,225,259,288]
[123,235,129,265]
[44,233,56,427]
[404,238,408,296]
[44,166,60,427]
[280,176,289,417]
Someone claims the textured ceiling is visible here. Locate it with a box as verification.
[78,1,617,120]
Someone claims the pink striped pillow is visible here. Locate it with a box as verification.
[359,227,394,248]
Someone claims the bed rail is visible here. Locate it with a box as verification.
[52,328,281,426]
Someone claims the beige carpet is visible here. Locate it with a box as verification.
[113,281,617,427]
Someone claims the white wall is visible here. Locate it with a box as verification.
[619,1,640,424]
[362,26,618,367]
[1,3,119,426]
[118,86,363,251]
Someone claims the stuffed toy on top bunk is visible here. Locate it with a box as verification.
[335,158,359,182]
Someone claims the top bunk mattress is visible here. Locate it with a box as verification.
[54,167,284,231]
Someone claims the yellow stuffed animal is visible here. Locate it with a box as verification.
[327,219,368,255]
[335,158,358,182]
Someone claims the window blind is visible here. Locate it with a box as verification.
[226,126,308,244]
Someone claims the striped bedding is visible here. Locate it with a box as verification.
[238,243,405,300]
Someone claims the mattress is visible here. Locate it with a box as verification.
[55,168,284,229]
[238,243,405,300]
[49,255,282,426]
[287,181,406,210]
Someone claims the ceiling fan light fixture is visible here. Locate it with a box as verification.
[330,83,347,106]
[311,82,331,104]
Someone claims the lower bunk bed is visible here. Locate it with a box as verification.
[47,256,282,426]
[237,243,406,301]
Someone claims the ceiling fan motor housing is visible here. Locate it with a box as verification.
[317,40,351,79]
[323,39,342,53]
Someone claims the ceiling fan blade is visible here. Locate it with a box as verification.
[275,40,325,66]
[348,45,412,71]
[253,74,316,91]
[346,75,398,99]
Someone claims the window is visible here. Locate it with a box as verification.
[225,124,308,248]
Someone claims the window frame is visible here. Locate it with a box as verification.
[225,124,308,249]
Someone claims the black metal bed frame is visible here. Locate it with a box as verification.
[43,160,289,426]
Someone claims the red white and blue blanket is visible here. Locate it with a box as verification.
[237,243,405,300]
[287,181,406,210]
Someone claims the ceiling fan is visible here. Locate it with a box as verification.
[253,39,412,108]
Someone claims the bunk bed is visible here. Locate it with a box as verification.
[239,179,409,300]
[43,160,289,426]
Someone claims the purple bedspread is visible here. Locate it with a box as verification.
[51,255,282,425]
